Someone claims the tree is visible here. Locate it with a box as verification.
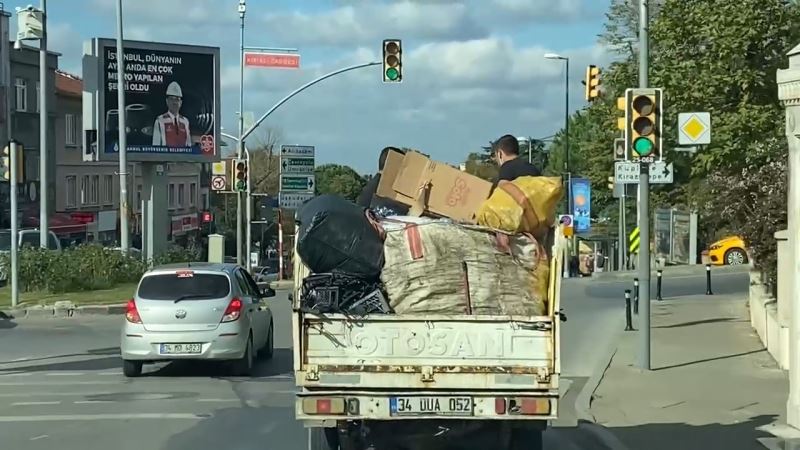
[463,152,498,182]
[314,164,367,202]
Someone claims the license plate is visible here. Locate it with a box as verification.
[390,396,473,417]
[159,343,202,355]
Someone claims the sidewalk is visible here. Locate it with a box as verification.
[590,293,788,450]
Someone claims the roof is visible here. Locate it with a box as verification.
[148,262,239,274]
[55,70,81,98]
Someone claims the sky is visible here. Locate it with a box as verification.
[6,0,615,174]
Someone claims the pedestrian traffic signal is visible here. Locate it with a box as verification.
[625,88,663,161]
[201,211,213,223]
[616,97,627,131]
[1,142,23,181]
[607,176,614,190]
[234,159,247,192]
[584,65,601,101]
[382,39,402,83]
[1,145,9,181]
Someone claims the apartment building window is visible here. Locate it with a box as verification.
[168,183,176,209]
[178,184,185,208]
[15,78,27,112]
[65,114,78,146]
[81,175,99,205]
[136,184,142,210]
[65,176,77,208]
[102,175,113,204]
[189,183,197,207]
[35,81,40,112]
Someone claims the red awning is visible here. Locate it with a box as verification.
[24,213,89,235]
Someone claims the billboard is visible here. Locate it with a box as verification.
[82,38,221,162]
[570,177,591,234]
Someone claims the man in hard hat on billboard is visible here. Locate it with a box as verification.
[152,81,192,147]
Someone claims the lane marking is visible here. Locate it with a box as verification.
[0,381,121,387]
[196,398,239,403]
[11,401,61,406]
[99,372,122,376]
[73,400,115,405]
[45,373,84,377]
[0,391,115,398]
[30,435,49,441]
[0,413,209,422]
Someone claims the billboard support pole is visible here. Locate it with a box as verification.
[116,0,130,252]
[38,0,48,248]
[236,0,246,267]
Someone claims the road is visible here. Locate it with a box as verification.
[0,267,748,450]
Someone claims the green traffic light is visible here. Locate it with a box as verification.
[633,137,654,156]
[386,67,399,81]
[236,181,246,191]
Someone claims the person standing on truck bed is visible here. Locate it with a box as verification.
[356,146,410,216]
[491,134,542,193]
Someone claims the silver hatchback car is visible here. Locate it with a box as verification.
[120,263,275,377]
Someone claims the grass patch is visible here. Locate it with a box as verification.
[0,283,138,309]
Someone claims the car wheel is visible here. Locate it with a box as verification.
[260,321,274,360]
[122,360,143,378]
[724,248,748,265]
[232,335,254,376]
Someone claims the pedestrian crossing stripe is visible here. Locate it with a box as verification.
[629,226,640,254]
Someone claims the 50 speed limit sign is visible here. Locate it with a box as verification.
[211,175,227,191]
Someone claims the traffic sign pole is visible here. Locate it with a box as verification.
[637,0,652,371]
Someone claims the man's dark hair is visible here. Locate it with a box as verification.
[493,134,520,156]
[379,147,406,170]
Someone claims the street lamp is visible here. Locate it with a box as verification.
[545,52,571,278]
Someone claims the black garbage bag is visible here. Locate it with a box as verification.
[296,194,385,278]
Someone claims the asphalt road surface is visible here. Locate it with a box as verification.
[0,268,748,450]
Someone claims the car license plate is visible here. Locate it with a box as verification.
[390,396,473,417]
[159,343,202,355]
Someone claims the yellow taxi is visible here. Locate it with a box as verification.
[707,235,749,266]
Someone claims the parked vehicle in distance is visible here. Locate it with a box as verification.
[0,229,61,282]
[120,262,276,377]
[253,258,280,284]
[706,235,748,266]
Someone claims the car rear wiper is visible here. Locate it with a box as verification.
[173,294,210,303]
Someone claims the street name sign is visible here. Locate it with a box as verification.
[244,52,300,69]
[280,174,315,192]
[678,112,711,145]
[614,161,674,184]
[280,145,315,157]
[279,192,314,209]
[281,156,315,174]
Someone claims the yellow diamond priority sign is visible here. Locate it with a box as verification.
[678,112,711,145]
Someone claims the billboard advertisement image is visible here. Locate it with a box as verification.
[83,38,221,162]
[571,177,591,234]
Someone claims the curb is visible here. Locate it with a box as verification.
[1,303,127,319]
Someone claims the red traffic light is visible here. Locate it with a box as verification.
[201,211,213,223]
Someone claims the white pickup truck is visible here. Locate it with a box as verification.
[292,227,565,450]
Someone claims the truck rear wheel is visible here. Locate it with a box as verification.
[308,427,338,450]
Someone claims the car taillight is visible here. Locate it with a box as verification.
[125,299,142,324]
[221,298,243,322]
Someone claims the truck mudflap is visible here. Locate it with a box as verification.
[295,390,558,422]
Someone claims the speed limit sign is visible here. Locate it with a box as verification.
[211,175,227,191]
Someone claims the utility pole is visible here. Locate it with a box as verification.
[236,0,246,267]
[10,140,19,307]
[38,0,47,248]
[637,0,652,370]
[116,0,129,252]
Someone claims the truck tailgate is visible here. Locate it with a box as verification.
[296,313,557,391]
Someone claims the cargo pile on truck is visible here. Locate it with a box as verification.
[294,150,563,317]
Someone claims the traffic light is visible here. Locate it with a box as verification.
[607,176,614,190]
[584,65,601,101]
[382,39,402,83]
[1,142,23,181]
[234,159,247,192]
[201,211,213,223]
[625,88,663,161]
[616,96,627,131]
[613,137,625,161]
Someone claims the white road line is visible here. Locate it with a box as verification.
[73,400,115,405]
[0,392,115,398]
[0,381,121,386]
[11,401,61,406]
[196,398,239,403]
[99,372,122,376]
[45,373,85,377]
[0,413,208,422]
[30,434,48,441]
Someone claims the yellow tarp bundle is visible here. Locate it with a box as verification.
[476,176,564,237]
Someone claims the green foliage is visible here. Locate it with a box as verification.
[463,152,498,182]
[153,244,202,266]
[314,164,367,202]
[0,245,147,294]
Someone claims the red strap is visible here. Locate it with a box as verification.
[404,224,424,260]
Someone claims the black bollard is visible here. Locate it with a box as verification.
[633,278,640,314]
[656,270,664,301]
[624,289,634,331]
[706,264,714,295]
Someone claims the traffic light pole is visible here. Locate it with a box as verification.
[637,0,652,371]
[236,0,246,267]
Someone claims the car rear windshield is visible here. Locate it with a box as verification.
[137,272,230,300]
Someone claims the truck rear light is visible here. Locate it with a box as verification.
[125,299,142,324]
[221,298,243,322]
[494,398,506,415]
[301,397,347,415]
[508,398,551,415]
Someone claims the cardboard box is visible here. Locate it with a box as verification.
[380,151,492,223]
